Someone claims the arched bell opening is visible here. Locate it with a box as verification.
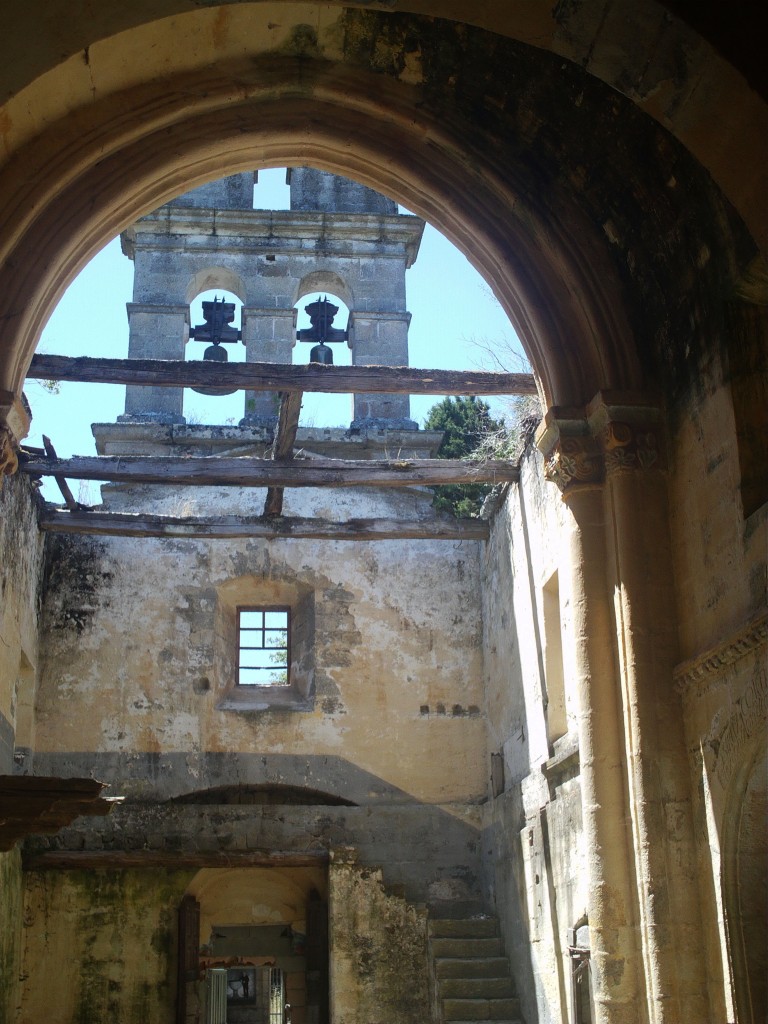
[184,287,246,423]
[293,289,352,429]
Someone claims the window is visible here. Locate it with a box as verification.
[238,608,290,687]
[215,579,315,711]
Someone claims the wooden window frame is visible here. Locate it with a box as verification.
[237,606,291,688]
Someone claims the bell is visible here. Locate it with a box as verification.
[192,340,237,395]
[310,341,333,365]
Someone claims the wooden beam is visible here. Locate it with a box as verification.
[264,390,303,517]
[42,435,81,511]
[20,454,519,488]
[27,354,537,396]
[23,849,330,870]
[37,509,491,541]
[0,775,118,851]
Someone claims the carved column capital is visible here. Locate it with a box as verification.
[587,392,665,476]
[0,425,19,476]
[537,393,665,494]
[536,409,603,494]
[0,390,32,478]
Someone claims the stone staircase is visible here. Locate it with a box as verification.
[429,916,523,1024]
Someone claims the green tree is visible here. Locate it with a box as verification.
[424,396,504,517]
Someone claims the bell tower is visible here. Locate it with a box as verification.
[117,167,424,431]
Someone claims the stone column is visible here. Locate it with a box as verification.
[588,394,708,1023]
[349,311,416,429]
[240,306,296,427]
[538,411,644,1024]
[120,302,188,422]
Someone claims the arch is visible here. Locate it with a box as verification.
[0,5,760,432]
[2,2,763,248]
[187,866,327,937]
[294,271,354,311]
[0,57,637,412]
[186,267,247,306]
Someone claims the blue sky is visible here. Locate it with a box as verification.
[26,168,527,497]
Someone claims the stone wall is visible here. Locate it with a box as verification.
[19,868,194,1024]
[328,852,430,1024]
[0,474,44,773]
[0,475,43,1024]
[481,452,587,1024]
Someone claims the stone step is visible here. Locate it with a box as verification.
[435,957,511,980]
[431,937,505,958]
[430,918,499,939]
[439,977,515,999]
[443,998,521,1021]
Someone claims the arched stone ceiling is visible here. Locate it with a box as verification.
[0,5,763,414]
[2,1,764,246]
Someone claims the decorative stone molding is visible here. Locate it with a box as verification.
[674,610,768,693]
[598,420,661,474]
[543,434,603,491]
[588,392,665,474]
[0,390,32,477]
[0,425,18,476]
[536,393,666,493]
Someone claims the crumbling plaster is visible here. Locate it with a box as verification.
[34,495,486,807]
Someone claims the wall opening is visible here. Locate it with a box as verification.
[543,571,567,746]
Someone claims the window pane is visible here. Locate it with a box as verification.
[240,652,275,669]
[264,611,288,629]
[265,630,288,648]
[239,610,264,629]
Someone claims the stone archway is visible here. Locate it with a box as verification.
[2,4,761,428]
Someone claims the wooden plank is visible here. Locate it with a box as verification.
[27,354,537,396]
[37,509,491,541]
[264,390,303,517]
[24,849,331,870]
[42,435,80,511]
[0,774,117,851]
[20,454,519,488]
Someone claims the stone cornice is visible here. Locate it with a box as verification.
[674,610,768,693]
[123,208,425,266]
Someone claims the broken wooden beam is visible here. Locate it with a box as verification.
[26,354,537,396]
[37,509,491,541]
[0,775,120,851]
[20,454,519,488]
[264,390,303,517]
[41,434,91,511]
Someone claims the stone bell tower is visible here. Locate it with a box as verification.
[117,167,424,430]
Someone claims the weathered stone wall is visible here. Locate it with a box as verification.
[0,848,23,1022]
[328,852,430,1024]
[0,476,43,1024]
[0,474,44,773]
[19,868,194,1024]
[663,295,767,1022]
[32,476,487,913]
[481,453,587,1024]
[34,520,485,807]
